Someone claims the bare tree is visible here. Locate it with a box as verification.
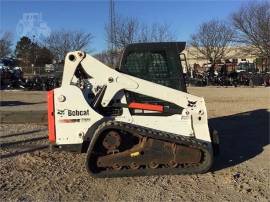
[190,20,234,66]
[94,50,121,66]
[138,23,175,42]
[0,32,13,58]
[105,15,176,68]
[116,17,139,49]
[105,16,139,67]
[44,30,93,61]
[106,16,139,50]
[232,1,270,66]
[106,17,176,48]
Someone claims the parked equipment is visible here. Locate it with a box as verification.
[48,42,219,177]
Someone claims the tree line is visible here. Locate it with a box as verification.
[190,1,269,68]
[0,1,269,68]
[0,30,93,67]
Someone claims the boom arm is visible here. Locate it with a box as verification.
[62,51,205,111]
[61,50,208,136]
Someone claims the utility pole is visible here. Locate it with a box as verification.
[109,0,116,67]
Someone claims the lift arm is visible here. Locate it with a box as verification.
[61,51,207,118]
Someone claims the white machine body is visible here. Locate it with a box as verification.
[48,51,211,148]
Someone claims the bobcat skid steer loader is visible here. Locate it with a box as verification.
[48,42,219,177]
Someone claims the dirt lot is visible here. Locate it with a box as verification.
[0,91,47,123]
[0,87,269,202]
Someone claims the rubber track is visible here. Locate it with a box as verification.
[86,120,213,178]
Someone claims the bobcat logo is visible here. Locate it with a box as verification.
[57,109,89,117]
[57,109,68,117]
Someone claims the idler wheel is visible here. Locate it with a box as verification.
[148,161,159,169]
[102,130,121,150]
[130,162,140,170]
[168,160,178,168]
[112,163,122,170]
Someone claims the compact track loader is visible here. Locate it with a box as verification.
[48,42,219,177]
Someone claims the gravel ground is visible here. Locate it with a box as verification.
[0,87,269,202]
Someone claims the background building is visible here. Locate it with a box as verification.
[183,46,263,72]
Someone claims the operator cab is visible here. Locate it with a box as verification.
[119,42,187,115]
